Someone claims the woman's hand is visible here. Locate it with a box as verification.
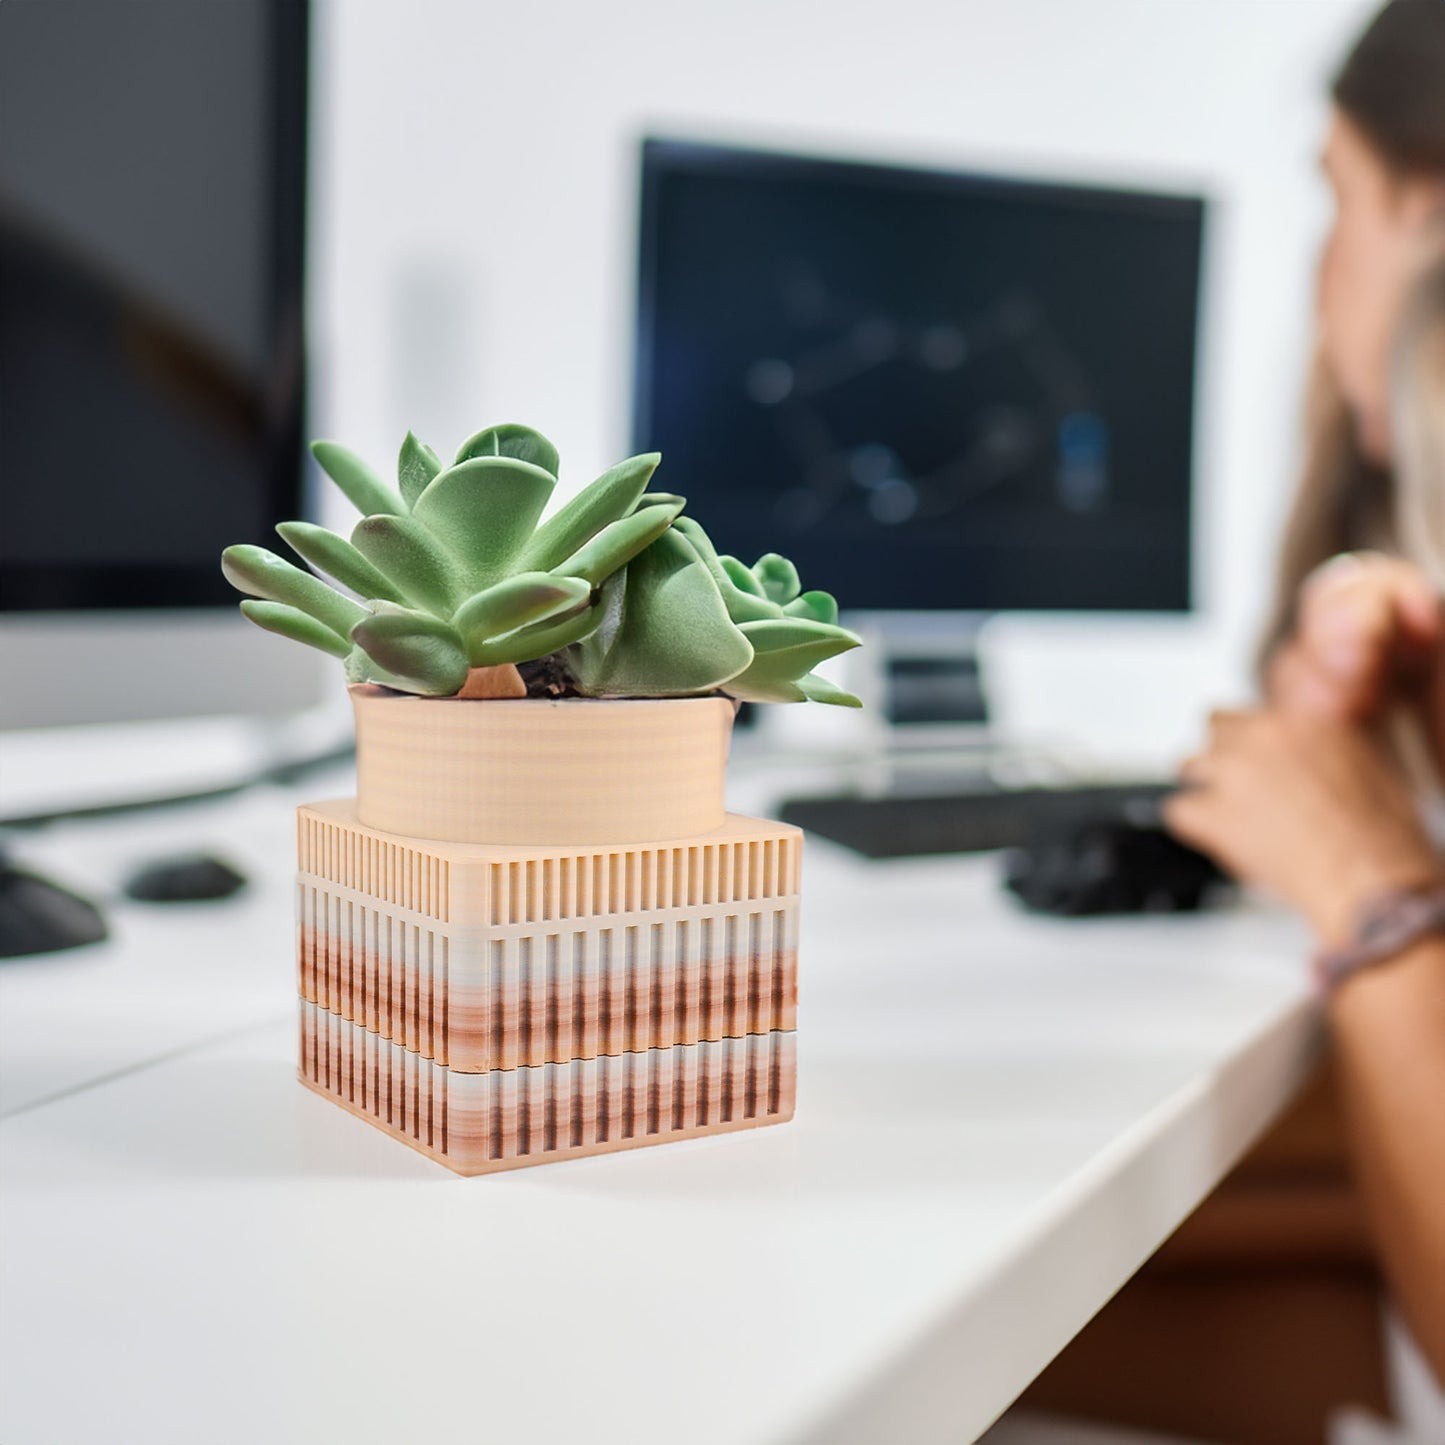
[1267,552,1440,722]
[1163,710,1440,944]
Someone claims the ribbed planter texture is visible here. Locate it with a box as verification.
[296,687,801,1175]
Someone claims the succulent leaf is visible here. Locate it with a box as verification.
[568,530,753,697]
[342,643,418,691]
[783,589,840,625]
[277,522,408,604]
[311,441,405,517]
[455,423,560,479]
[469,596,605,667]
[515,452,662,572]
[398,431,443,510]
[731,675,810,703]
[351,514,463,618]
[411,457,556,590]
[630,490,684,511]
[221,544,367,639]
[350,606,470,696]
[343,646,379,685]
[670,517,777,623]
[735,617,862,665]
[452,573,593,662]
[751,553,801,605]
[720,555,766,597]
[797,671,863,707]
[723,617,863,705]
[550,500,682,586]
[239,600,351,659]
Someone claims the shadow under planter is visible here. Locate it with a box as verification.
[295,689,801,1175]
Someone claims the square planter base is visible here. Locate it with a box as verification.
[300,1001,797,1176]
[294,799,803,1176]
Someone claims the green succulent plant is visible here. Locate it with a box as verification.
[565,515,862,706]
[223,425,676,696]
[221,422,862,706]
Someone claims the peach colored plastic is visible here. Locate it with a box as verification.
[294,792,804,1176]
[299,1001,797,1176]
[296,799,801,1071]
[350,688,735,845]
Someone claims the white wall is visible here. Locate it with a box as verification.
[309,0,1376,767]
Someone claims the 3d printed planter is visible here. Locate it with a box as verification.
[297,688,801,1174]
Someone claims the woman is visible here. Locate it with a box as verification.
[1010,9,1445,1443]
[1165,0,1445,1393]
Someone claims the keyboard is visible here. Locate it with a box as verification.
[778,782,1176,859]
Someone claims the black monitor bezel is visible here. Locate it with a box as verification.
[1,0,310,614]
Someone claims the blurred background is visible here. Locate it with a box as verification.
[308,0,1372,765]
[0,0,1379,769]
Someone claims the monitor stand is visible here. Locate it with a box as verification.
[847,611,993,773]
[830,612,1090,796]
[846,611,991,727]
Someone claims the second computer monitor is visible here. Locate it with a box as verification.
[633,139,1204,614]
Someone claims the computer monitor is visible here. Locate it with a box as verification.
[633,139,1205,622]
[0,0,315,728]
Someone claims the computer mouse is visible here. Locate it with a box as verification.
[0,860,109,957]
[123,852,249,903]
[1003,820,1232,917]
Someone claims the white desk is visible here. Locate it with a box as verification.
[0,765,1322,1445]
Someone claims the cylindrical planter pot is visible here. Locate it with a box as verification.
[350,687,735,845]
[295,687,802,1176]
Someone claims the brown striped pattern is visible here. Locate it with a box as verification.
[295,802,803,1175]
[299,1002,797,1176]
[298,893,798,1071]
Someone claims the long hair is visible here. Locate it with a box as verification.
[1388,251,1445,787]
[1258,0,1445,668]
[1392,251,1445,589]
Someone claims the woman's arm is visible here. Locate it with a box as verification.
[1164,710,1445,1380]
[1329,934,1445,1374]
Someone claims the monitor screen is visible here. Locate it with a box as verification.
[0,0,307,613]
[633,140,1205,613]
